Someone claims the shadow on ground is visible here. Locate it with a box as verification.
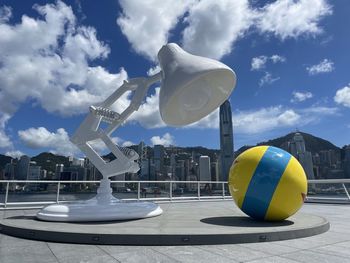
[201,216,294,227]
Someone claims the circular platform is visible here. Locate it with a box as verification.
[0,202,329,245]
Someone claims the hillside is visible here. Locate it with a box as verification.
[235,132,340,157]
[31,152,70,174]
[258,132,340,152]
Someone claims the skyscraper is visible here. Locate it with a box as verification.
[199,156,211,181]
[219,100,234,182]
[16,155,30,180]
[4,161,15,180]
[289,132,315,180]
[154,144,165,180]
[138,141,150,180]
[344,145,350,178]
[55,164,64,179]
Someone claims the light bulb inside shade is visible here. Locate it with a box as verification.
[178,83,210,111]
[160,69,235,126]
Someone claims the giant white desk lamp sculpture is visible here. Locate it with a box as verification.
[37,43,236,222]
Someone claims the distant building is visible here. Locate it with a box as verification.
[199,156,211,181]
[211,162,219,182]
[41,169,47,179]
[344,145,350,178]
[4,161,16,180]
[154,145,165,179]
[175,160,185,181]
[138,141,147,161]
[69,156,84,167]
[55,164,64,179]
[140,159,150,180]
[61,166,87,181]
[16,155,30,180]
[84,158,101,181]
[219,100,234,182]
[289,133,315,180]
[27,165,41,180]
[319,150,340,168]
[149,162,156,181]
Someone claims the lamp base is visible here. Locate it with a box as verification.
[36,179,163,222]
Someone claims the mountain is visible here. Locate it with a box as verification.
[258,132,340,152]
[31,152,70,174]
[235,132,340,157]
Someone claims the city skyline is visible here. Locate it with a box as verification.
[0,1,350,159]
[2,131,349,183]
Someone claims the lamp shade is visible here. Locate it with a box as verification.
[158,43,236,126]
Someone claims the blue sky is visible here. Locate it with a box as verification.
[0,0,349,158]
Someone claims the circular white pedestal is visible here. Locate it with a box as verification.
[36,179,163,222]
[36,198,163,222]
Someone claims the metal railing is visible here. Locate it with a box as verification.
[0,179,349,209]
[307,179,350,202]
[0,180,232,208]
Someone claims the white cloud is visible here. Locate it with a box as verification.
[251,55,285,71]
[334,85,350,108]
[251,56,268,71]
[122,141,134,147]
[182,0,254,59]
[117,0,193,61]
[306,59,335,75]
[259,72,280,86]
[0,5,12,23]
[0,1,132,150]
[5,150,24,159]
[150,133,175,146]
[299,106,338,115]
[129,88,166,128]
[256,0,332,40]
[0,1,128,118]
[116,0,331,63]
[233,105,338,134]
[270,55,286,63]
[251,55,285,86]
[0,113,12,148]
[18,127,78,156]
[0,132,12,149]
[18,126,133,156]
[291,91,313,102]
[233,107,300,134]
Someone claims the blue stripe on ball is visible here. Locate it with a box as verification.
[241,146,291,220]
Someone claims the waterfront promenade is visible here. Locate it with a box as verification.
[1,201,350,263]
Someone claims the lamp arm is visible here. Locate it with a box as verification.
[70,73,161,179]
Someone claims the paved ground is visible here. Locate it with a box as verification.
[1,201,350,263]
[0,202,328,245]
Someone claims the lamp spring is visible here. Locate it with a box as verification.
[90,106,120,124]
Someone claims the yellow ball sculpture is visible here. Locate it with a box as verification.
[229,146,307,221]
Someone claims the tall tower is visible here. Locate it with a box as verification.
[154,144,165,180]
[289,132,315,180]
[344,145,350,178]
[199,156,211,181]
[138,141,150,180]
[16,155,30,180]
[219,100,234,182]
